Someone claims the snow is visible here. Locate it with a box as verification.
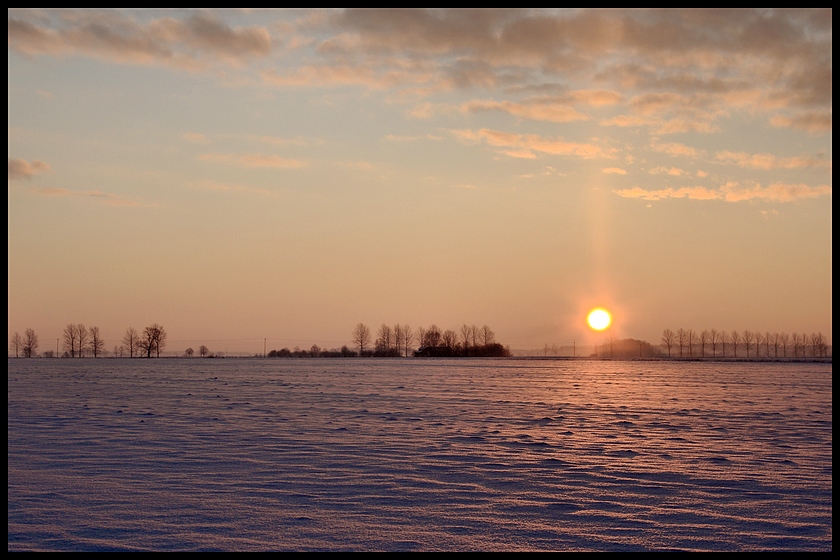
[7,358,832,551]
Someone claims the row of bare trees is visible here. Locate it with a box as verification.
[8,324,168,358]
[9,329,39,358]
[661,328,830,358]
[351,322,505,357]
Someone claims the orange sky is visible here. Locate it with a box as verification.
[8,9,832,354]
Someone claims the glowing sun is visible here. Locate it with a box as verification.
[587,308,612,331]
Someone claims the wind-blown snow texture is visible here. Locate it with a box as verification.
[8,358,832,551]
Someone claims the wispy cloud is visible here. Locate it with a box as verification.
[451,128,610,159]
[197,153,309,169]
[29,186,141,206]
[602,167,627,175]
[615,182,832,202]
[188,180,275,197]
[8,10,271,71]
[8,158,50,180]
[715,150,831,171]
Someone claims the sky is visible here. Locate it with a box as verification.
[8,9,832,355]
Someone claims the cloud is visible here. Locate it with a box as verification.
[461,90,620,123]
[650,139,700,158]
[28,186,140,206]
[8,158,50,180]
[614,181,832,202]
[770,112,833,134]
[451,128,610,159]
[8,10,271,71]
[188,180,274,196]
[197,153,309,169]
[648,166,688,176]
[715,150,831,170]
[602,167,627,175]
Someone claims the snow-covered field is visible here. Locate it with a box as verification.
[7,358,832,551]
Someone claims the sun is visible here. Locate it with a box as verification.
[587,308,612,331]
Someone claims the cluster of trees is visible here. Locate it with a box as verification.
[183,345,212,358]
[8,324,169,358]
[265,323,511,359]
[352,322,510,357]
[661,328,830,358]
[9,329,39,358]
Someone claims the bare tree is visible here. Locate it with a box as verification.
[185,347,194,357]
[402,325,413,357]
[415,326,426,349]
[801,333,808,358]
[480,325,495,346]
[63,324,79,358]
[791,332,801,357]
[460,324,472,355]
[811,332,826,357]
[721,330,729,358]
[743,330,754,358]
[731,330,741,358]
[393,324,405,356]
[139,323,167,358]
[441,329,458,349]
[122,327,140,358]
[425,324,442,348]
[376,324,392,352]
[687,329,696,357]
[699,330,709,358]
[710,329,720,357]
[661,329,675,357]
[23,328,38,358]
[76,324,88,358]
[780,332,790,357]
[771,333,781,358]
[352,323,371,355]
[10,331,23,358]
[764,331,772,358]
[88,326,105,358]
[676,328,687,357]
[199,344,209,357]
[754,331,765,358]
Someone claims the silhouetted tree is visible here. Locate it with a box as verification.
[699,330,709,357]
[402,325,413,357]
[139,323,167,358]
[481,325,495,346]
[23,328,38,358]
[731,330,741,358]
[676,328,687,357]
[63,324,79,358]
[460,324,472,356]
[780,333,790,357]
[743,330,754,358]
[376,324,392,352]
[710,329,720,357]
[185,347,194,357]
[393,324,405,356]
[88,326,105,358]
[441,329,458,349]
[661,329,675,357]
[764,331,772,358]
[424,324,442,348]
[352,323,371,355]
[199,344,209,357]
[721,330,729,357]
[76,324,88,358]
[122,327,140,358]
[10,331,23,358]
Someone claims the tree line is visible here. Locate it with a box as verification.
[9,323,170,358]
[265,323,511,358]
[660,328,830,358]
